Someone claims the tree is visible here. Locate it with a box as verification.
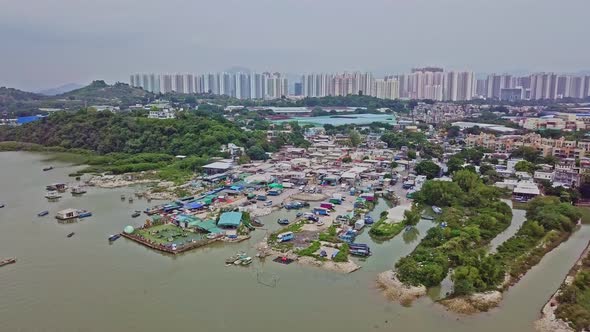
[403,205,421,227]
[407,150,417,159]
[515,160,537,174]
[447,156,464,174]
[349,129,361,147]
[415,160,441,179]
[511,146,541,163]
[247,145,267,160]
[447,126,461,138]
[453,169,481,193]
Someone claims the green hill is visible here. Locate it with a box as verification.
[59,80,154,106]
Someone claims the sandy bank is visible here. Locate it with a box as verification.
[297,256,360,274]
[439,291,502,314]
[376,270,427,306]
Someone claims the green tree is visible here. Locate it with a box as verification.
[515,160,537,174]
[415,160,441,179]
[407,150,417,159]
[247,145,268,160]
[349,129,361,147]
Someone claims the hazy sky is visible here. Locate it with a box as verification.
[1,0,589,91]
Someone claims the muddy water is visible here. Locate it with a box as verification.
[0,151,588,332]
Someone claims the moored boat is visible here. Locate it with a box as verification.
[55,208,79,221]
[120,195,126,201]
[108,234,121,242]
[77,210,92,218]
[37,210,49,217]
[240,257,253,265]
[67,232,75,238]
[43,166,54,171]
[0,257,16,267]
[131,211,141,218]
[251,218,264,227]
[71,186,87,195]
[0,203,5,208]
[277,218,289,225]
[128,197,134,203]
[45,191,62,199]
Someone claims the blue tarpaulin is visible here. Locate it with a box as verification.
[17,116,42,124]
[184,201,204,210]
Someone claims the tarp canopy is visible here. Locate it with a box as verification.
[218,212,243,228]
[194,219,223,234]
[184,201,204,210]
[268,183,284,189]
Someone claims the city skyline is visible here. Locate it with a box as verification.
[129,69,590,102]
[1,0,590,91]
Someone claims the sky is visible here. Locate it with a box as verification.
[1,0,589,91]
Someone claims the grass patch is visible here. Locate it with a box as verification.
[369,219,405,240]
[333,243,349,262]
[134,224,204,246]
[577,206,590,224]
[296,241,321,257]
[318,225,340,243]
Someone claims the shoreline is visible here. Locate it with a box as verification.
[376,270,427,306]
[534,240,590,332]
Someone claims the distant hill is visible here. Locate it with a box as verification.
[36,83,84,96]
[59,80,154,106]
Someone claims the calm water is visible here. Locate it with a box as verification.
[275,113,396,126]
[0,151,588,332]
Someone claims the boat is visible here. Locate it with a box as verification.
[46,183,67,192]
[108,234,121,242]
[277,218,290,225]
[67,232,75,238]
[225,252,245,265]
[45,191,62,199]
[432,206,443,214]
[43,166,54,171]
[296,212,303,218]
[71,186,87,195]
[55,208,79,221]
[0,257,16,267]
[128,197,134,203]
[0,203,4,208]
[120,195,126,201]
[77,210,92,218]
[251,218,264,227]
[240,257,253,265]
[421,214,434,220]
[131,211,141,218]
[364,215,374,224]
[317,220,325,226]
[37,210,49,217]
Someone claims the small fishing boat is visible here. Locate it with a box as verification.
[37,210,49,217]
[43,166,54,171]
[108,234,121,242]
[317,220,325,226]
[240,257,253,266]
[277,218,289,225]
[251,218,264,227]
[131,211,141,218]
[296,212,303,218]
[120,195,126,201]
[71,186,87,195]
[0,203,5,208]
[45,191,62,199]
[67,232,75,238]
[225,252,245,265]
[128,197,134,203]
[0,257,16,267]
[77,210,92,218]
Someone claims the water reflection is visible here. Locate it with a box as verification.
[402,226,420,244]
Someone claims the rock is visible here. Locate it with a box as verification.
[376,270,427,306]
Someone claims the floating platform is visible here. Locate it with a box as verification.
[273,257,294,265]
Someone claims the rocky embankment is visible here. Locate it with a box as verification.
[376,270,427,306]
[439,291,503,314]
